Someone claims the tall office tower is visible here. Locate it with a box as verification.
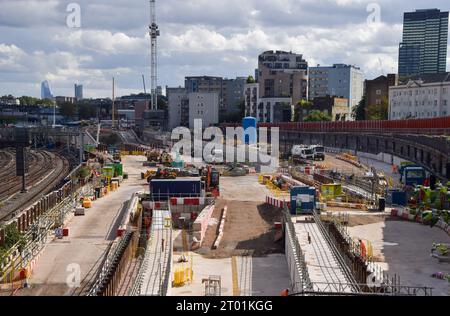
[398,9,449,77]
[41,81,53,100]
[75,84,83,100]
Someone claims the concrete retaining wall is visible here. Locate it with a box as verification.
[213,207,227,249]
[284,220,304,294]
[192,204,215,246]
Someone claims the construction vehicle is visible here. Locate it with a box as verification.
[401,166,426,187]
[147,168,177,182]
[145,151,160,167]
[292,145,314,163]
[310,145,325,161]
[223,163,247,177]
[113,150,121,162]
[161,152,173,167]
[141,169,157,180]
[201,166,220,196]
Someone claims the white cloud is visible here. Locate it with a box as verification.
[0,0,448,97]
[54,30,147,54]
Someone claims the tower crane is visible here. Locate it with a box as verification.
[149,0,160,110]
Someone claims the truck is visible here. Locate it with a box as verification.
[401,166,426,187]
[291,145,314,162]
[310,145,325,161]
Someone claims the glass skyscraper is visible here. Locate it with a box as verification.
[41,80,53,100]
[75,84,83,100]
[398,9,449,77]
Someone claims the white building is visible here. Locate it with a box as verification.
[167,87,188,130]
[309,64,364,110]
[189,92,219,129]
[389,73,450,120]
[167,88,219,130]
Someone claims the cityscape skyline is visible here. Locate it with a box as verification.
[0,1,449,99]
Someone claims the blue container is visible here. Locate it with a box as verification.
[242,117,257,145]
[391,191,407,206]
[290,186,316,215]
[150,178,202,201]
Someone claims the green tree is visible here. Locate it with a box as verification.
[59,101,77,118]
[77,102,96,120]
[36,98,54,107]
[352,96,366,121]
[303,110,331,122]
[246,76,256,84]
[294,100,312,122]
[157,96,168,110]
[366,96,389,120]
[19,96,38,106]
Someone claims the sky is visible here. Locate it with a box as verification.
[0,0,449,99]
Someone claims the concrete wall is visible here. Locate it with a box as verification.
[192,204,215,245]
[284,220,304,293]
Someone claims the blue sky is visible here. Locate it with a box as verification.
[0,0,449,98]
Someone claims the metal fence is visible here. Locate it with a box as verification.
[87,232,135,296]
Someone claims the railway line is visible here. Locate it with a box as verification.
[0,149,72,223]
[133,210,172,296]
[294,218,357,294]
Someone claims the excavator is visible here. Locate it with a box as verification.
[201,166,220,197]
[160,151,173,167]
[146,168,178,183]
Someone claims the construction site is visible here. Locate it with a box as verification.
[0,0,449,299]
[0,126,448,297]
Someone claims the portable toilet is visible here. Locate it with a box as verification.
[290,186,316,215]
[242,117,257,145]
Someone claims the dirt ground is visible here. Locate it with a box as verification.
[323,154,366,177]
[347,215,386,227]
[199,199,283,259]
[197,175,283,259]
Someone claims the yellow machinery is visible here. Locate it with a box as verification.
[146,151,160,163]
[141,170,157,180]
[161,152,173,166]
[321,184,344,201]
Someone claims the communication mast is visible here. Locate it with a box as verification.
[149,0,160,110]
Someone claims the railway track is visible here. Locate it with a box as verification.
[140,227,172,295]
[0,149,72,223]
[303,222,351,289]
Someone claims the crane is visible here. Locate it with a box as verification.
[149,0,160,110]
[142,74,147,94]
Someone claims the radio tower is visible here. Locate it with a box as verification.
[149,0,160,110]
